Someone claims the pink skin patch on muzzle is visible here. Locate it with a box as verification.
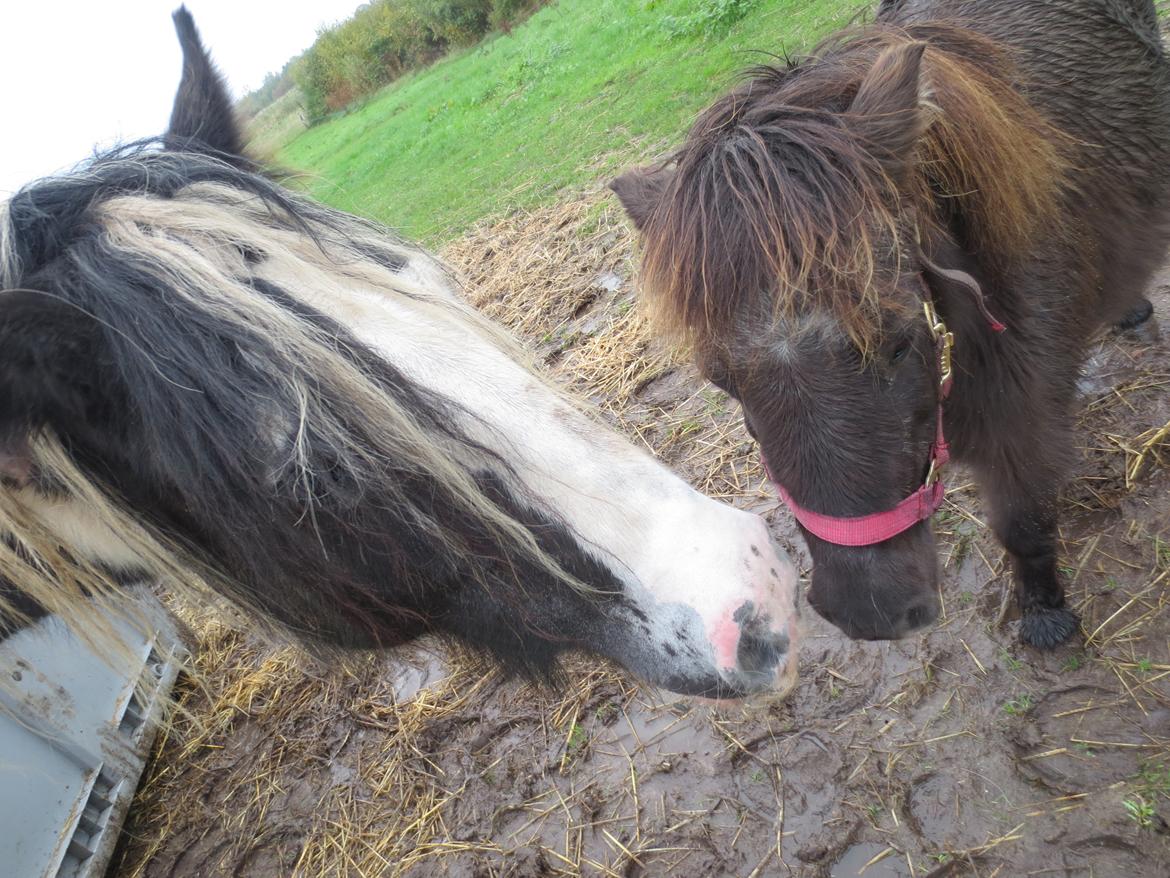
[706,567,801,699]
[710,613,744,673]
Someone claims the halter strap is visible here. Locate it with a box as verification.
[769,407,948,546]
[766,267,1003,547]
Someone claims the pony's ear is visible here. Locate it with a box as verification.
[166,6,246,161]
[847,42,931,181]
[609,166,674,231]
[0,292,105,484]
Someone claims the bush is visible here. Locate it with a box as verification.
[490,0,541,30]
[278,0,550,125]
[295,2,444,123]
[662,0,759,38]
[407,0,493,46]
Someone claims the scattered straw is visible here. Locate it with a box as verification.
[109,195,1170,877]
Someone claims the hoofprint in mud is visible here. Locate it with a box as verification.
[113,197,1170,877]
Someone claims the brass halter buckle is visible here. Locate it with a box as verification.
[923,299,955,390]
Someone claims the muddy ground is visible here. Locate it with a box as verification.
[111,194,1170,877]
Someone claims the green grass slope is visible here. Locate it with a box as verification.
[279,0,861,245]
[247,88,308,159]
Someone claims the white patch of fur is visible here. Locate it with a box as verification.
[753,309,850,367]
[255,224,798,688]
[10,183,799,693]
[14,488,141,570]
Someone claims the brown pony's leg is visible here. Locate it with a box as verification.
[975,452,1080,650]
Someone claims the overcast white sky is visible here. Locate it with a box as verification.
[1,0,366,195]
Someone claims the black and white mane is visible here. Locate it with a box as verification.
[0,8,798,698]
[1,144,608,668]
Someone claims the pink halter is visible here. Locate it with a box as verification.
[766,271,1004,547]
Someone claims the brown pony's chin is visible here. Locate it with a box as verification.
[803,523,940,641]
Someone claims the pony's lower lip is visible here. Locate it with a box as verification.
[672,653,800,704]
[741,648,799,705]
[687,667,799,708]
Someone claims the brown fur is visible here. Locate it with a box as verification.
[631,24,1072,352]
[614,0,1170,649]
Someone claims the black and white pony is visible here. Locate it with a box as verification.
[0,9,798,699]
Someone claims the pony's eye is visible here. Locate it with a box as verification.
[890,343,911,364]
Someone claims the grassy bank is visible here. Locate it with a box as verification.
[278,0,861,245]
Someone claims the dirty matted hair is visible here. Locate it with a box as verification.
[633,23,1074,351]
[0,147,598,672]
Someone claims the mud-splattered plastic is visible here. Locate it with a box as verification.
[0,596,179,878]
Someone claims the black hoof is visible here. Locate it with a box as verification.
[1020,606,1080,649]
[1115,298,1154,331]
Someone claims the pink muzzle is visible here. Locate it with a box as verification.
[765,270,1004,547]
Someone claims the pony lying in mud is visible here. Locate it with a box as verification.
[613,0,1170,649]
[0,8,798,699]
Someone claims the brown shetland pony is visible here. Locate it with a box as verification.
[612,0,1170,648]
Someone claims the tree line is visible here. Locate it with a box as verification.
[239,0,547,126]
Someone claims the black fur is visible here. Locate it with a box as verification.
[1117,296,1155,331]
[0,550,149,637]
[0,12,653,686]
[0,580,48,632]
[615,0,1170,650]
[0,160,638,677]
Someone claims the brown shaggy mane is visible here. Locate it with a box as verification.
[636,22,1073,350]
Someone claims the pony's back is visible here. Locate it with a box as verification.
[885,0,1170,320]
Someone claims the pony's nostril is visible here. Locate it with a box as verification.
[736,627,789,674]
[731,601,790,673]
